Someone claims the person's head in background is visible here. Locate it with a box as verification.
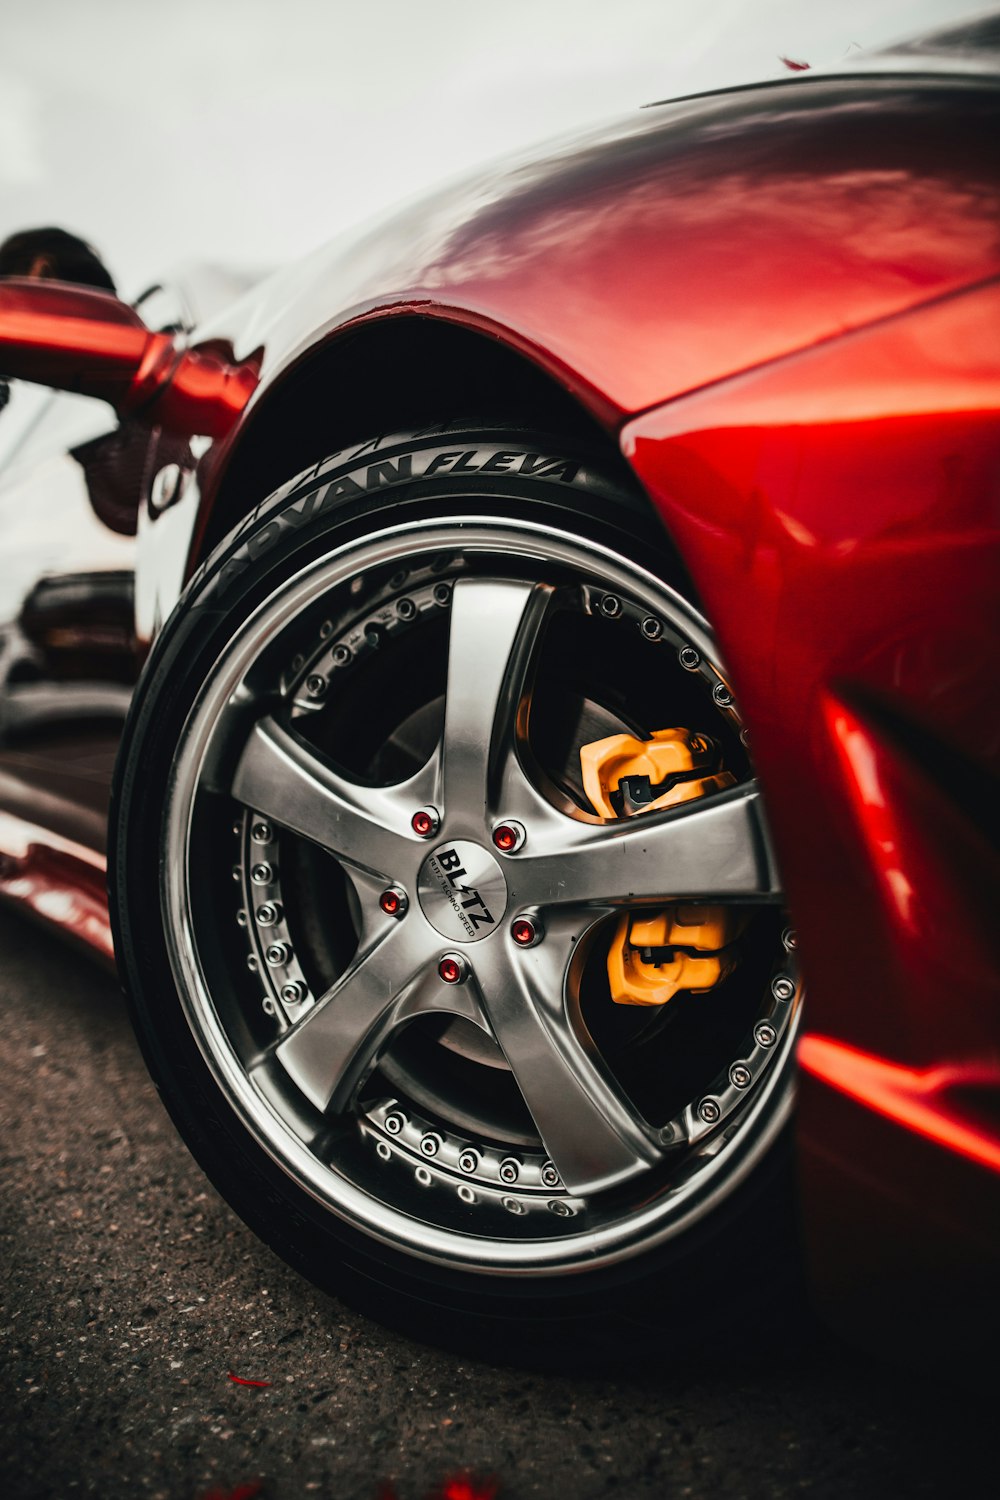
[0,226,115,294]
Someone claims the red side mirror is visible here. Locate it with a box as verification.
[0,277,257,436]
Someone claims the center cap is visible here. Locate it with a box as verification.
[417,840,508,943]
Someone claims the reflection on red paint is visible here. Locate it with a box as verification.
[0,812,113,962]
[799,1034,1000,1174]
[227,1370,270,1387]
[823,698,918,934]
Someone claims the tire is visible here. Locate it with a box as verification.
[110,422,803,1367]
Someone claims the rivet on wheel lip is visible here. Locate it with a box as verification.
[438,954,468,985]
[492,820,525,853]
[754,1021,777,1048]
[411,806,440,838]
[678,646,701,670]
[712,681,733,706]
[698,1098,721,1124]
[772,975,796,1002]
[640,615,662,640]
[378,886,408,918]
[498,1157,520,1184]
[599,593,622,618]
[251,820,273,843]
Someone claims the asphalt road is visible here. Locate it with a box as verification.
[0,904,991,1500]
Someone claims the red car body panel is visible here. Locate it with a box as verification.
[623,277,1000,1349]
[1,60,998,1348]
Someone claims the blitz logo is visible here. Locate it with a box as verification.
[436,849,495,930]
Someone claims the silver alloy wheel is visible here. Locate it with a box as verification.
[163,516,800,1275]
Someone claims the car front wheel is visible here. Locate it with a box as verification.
[111,424,803,1363]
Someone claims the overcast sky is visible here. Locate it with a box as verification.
[0,0,985,297]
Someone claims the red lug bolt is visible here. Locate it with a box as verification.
[378,886,407,918]
[438,954,466,984]
[492,820,525,854]
[411,806,439,838]
[511,917,538,947]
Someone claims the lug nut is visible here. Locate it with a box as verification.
[255,902,281,926]
[419,1133,442,1158]
[678,646,701,670]
[265,941,291,967]
[730,1063,752,1089]
[698,1098,721,1125]
[772,975,796,1002]
[384,1113,405,1135]
[498,1158,520,1185]
[378,886,408,918]
[251,862,273,884]
[540,1162,560,1188]
[438,954,467,985]
[492,820,525,854]
[458,1150,478,1175]
[754,1021,777,1048]
[281,981,306,1005]
[305,674,327,698]
[251,820,273,843]
[511,916,540,947]
[640,616,662,640]
[599,594,622,618]
[411,806,440,838]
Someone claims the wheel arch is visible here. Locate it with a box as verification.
[193,313,652,567]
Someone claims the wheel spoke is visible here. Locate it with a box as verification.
[274,908,487,1115]
[437,577,553,830]
[231,716,416,879]
[470,919,662,1195]
[519,781,779,908]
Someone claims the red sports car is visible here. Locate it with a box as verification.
[1,14,997,1363]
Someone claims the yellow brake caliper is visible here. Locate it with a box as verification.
[579,728,745,1006]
